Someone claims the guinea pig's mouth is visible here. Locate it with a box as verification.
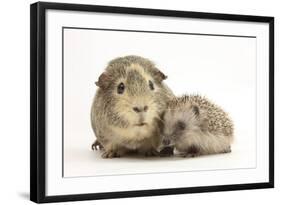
[134,122,148,127]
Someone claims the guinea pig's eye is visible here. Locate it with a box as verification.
[176,121,186,131]
[117,82,125,94]
[149,80,154,90]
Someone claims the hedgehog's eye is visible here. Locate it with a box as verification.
[117,82,125,94]
[149,80,154,90]
[176,121,186,131]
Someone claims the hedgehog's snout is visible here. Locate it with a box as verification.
[162,138,171,146]
[161,135,175,147]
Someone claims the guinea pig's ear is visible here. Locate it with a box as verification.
[95,72,111,89]
[154,68,167,82]
[191,105,200,116]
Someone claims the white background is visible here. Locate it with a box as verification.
[64,28,257,177]
[0,0,279,204]
[47,9,268,196]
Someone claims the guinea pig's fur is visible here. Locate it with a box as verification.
[91,55,174,158]
[160,95,234,157]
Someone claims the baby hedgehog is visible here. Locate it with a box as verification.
[160,95,234,157]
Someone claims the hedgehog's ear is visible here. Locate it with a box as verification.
[191,105,200,116]
[95,72,111,89]
[200,118,209,132]
[154,68,167,82]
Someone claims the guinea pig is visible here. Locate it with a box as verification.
[160,95,234,157]
[91,55,174,158]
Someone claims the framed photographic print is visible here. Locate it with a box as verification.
[30,1,274,203]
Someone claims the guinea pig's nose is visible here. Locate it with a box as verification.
[133,106,148,113]
[133,107,141,113]
[163,138,170,146]
[144,105,148,112]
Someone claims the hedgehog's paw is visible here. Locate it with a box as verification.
[183,153,201,158]
[181,145,200,158]
[179,151,200,158]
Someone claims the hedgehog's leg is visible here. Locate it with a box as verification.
[91,139,104,150]
[181,145,201,158]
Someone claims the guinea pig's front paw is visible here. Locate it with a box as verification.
[143,149,159,157]
[91,140,104,150]
[101,150,120,158]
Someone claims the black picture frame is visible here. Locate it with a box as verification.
[30,1,274,203]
